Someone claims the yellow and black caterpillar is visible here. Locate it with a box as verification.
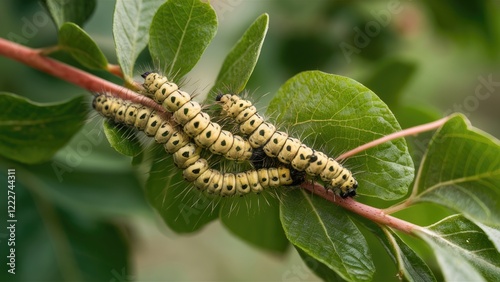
[216,94,357,198]
[92,94,302,196]
[140,72,357,198]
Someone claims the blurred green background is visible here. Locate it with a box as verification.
[0,0,499,281]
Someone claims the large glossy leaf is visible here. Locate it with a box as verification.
[411,114,500,227]
[280,189,375,281]
[102,120,142,157]
[416,215,500,282]
[58,22,108,70]
[0,170,131,282]
[44,0,96,28]
[210,13,269,96]
[268,71,414,200]
[220,194,289,253]
[149,0,217,79]
[145,146,219,233]
[0,93,87,164]
[113,0,164,79]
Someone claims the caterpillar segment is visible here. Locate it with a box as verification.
[216,94,358,198]
[93,94,304,197]
[141,72,253,162]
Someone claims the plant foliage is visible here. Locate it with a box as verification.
[0,0,499,281]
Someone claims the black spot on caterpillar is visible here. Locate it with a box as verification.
[141,72,253,162]
[216,94,358,198]
[92,93,303,197]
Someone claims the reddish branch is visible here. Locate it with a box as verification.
[0,38,166,114]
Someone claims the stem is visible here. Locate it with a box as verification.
[301,182,420,234]
[0,38,166,115]
[337,116,451,160]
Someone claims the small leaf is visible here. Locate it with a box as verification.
[416,215,500,282]
[58,22,108,70]
[268,71,414,199]
[102,120,142,157]
[44,0,96,28]
[145,145,219,233]
[412,114,500,227]
[149,0,217,79]
[0,93,87,164]
[220,194,289,253]
[113,0,164,79]
[280,189,375,281]
[210,13,269,96]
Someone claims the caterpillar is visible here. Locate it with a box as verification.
[140,72,357,198]
[92,94,303,197]
[216,94,358,198]
[141,72,253,162]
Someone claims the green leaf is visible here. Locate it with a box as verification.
[149,0,217,79]
[0,93,87,164]
[280,189,375,281]
[44,0,96,28]
[411,114,500,227]
[145,146,219,233]
[416,215,500,282]
[113,0,164,79]
[268,71,414,200]
[0,171,130,282]
[362,59,417,110]
[58,22,108,70]
[210,13,269,96]
[220,194,289,253]
[103,120,142,157]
